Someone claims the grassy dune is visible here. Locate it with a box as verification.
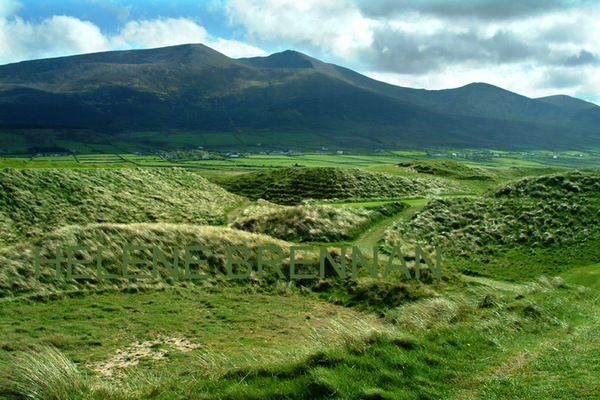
[0,223,294,299]
[384,171,600,280]
[209,167,468,204]
[232,200,407,242]
[0,168,243,245]
[1,164,600,399]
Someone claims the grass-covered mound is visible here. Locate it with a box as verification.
[209,167,466,204]
[383,171,600,280]
[0,168,243,245]
[0,223,293,299]
[396,159,497,181]
[232,200,407,242]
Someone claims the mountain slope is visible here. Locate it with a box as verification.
[536,94,599,110]
[242,52,600,136]
[0,44,599,150]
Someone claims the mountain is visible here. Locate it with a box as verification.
[536,94,599,110]
[0,43,599,151]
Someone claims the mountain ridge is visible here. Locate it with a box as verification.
[0,43,598,151]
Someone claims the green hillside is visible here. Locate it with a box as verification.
[384,171,600,280]
[0,223,291,299]
[231,200,407,242]
[0,168,242,244]
[209,167,468,204]
[1,164,600,399]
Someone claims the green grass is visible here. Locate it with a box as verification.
[1,161,600,399]
[383,170,600,281]
[1,276,597,399]
[232,200,407,242]
[0,157,137,169]
[0,168,242,245]
[560,263,600,289]
[208,166,467,205]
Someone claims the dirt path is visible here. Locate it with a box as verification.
[226,200,252,226]
[352,198,431,250]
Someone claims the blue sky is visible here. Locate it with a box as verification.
[1,0,599,104]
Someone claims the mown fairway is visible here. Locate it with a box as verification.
[0,161,599,399]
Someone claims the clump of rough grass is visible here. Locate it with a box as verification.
[0,346,92,400]
[0,347,172,400]
[94,369,169,400]
[195,315,394,380]
[0,223,294,298]
[232,200,379,241]
[0,168,243,245]
[211,166,466,205]
[387,295,470,330]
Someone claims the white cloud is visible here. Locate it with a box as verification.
[224,0,376,57]
[119,18,211,49]
[117,17,267,58]
[0,15,111,63]
[0,14,267,65]
[212,37,268,58]
[0,0,21,18]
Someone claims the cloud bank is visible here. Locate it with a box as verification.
[222,0,600,102]
[0,6,267,63]
[0,0,597,103]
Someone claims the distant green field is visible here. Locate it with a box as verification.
[1,127,599,172]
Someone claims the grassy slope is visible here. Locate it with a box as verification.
[1,277,598,399]
[1,164,600,399]
[0,168,243,245]
[366,159,567,194]
[208,166,468,204]
[231,200,407,242]
[0,222,294,299]
[384,170,600,280]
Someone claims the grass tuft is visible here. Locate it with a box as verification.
[0,346,92,400]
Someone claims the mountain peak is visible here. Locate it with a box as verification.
[458,82,505,91]
[238,50,316,69]
[536,94,599,110]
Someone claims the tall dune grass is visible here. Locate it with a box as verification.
[0,168,243,245]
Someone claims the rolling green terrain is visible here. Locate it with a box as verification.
[207,166,469,204]
[383,170,600,281]
[0,161,599,399]
[0,168,243,245]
